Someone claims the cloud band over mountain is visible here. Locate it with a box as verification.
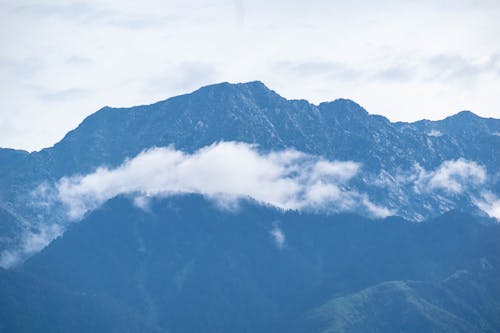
[55,141,389,219]
[47,142,498,223]
[1,142,496,269]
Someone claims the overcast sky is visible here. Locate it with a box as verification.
[1,0,499,151]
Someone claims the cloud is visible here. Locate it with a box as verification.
[145,62,217,95]
[10,2,167,30]
[38,148,497,225]
[368,159,496,221]
[0,56,45,80]
[414,159,486,194]
[233,0,245,24]
[37,88,93,102]
[52,142,390,220]
[371,64,416,82]
[474,191,500,220]
[50,146,495,223]
[11,2,103,20]
[0,223,62,268]
[285,61,361,81]
[270,224,285,249]
[66,56,94,66]
[4,151,492,268]
[277,53,499,86]
[424,53,500,81]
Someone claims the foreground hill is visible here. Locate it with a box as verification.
[5,195,498,332]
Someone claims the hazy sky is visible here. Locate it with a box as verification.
[1,0,499,151]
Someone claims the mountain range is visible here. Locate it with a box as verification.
[0,81,499,332]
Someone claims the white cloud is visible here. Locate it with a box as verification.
[0,223,62,268]
[53,142,390,220]
[414,159,486,194]
[2,151,493,268]
[270,225,285,249]
[361,196,395,219]
[368,159,497,221]
[49,152,497,224]
[52,147,495,222]
[0,142,391,268]
[474,191,500,221]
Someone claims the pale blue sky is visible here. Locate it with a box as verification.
[1,0,499,151]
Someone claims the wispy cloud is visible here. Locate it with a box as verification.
[37,88,93,102]
[276,52,500,85]
[145,62,217,95]
[3,149,493,268]
[425,53,500,81]
[65,55,94,66]
[0,56,45,80]
[0,223,62,268]
[474,191,500,220]
[414,159,486,194]
[276,60,361,82]
[371,64,416,82]
[270,224,285,249]
[52,142,390,220]
[367,158,496,221]
[10,1,172,30]
[44,147,495,223]
[232,0,245,24]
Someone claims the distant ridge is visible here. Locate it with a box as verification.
[1,81,497,154]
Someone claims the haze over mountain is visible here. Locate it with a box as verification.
[0,81,499,332]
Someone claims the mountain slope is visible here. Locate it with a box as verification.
[21,82,500,178]
[0,81,498,264]
[2,81,499,190]
[0,267,166,333]
[299,270,500,333]
[13,195,500,333]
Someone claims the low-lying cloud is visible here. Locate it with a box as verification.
[0,223,62,268]
[270,223,285,249]
[1,147,495,269]
[56,142,391,220]
[414,159,487,194]
[366,158,497,221]
[474,191,500,221]
[52,145,496,222]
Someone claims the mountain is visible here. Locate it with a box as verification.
[8,195,500,332]
[299,273,500,333]
[0,81,498,266]
[0,81,499,332]
[5,82,499,178]
[0,267,165,333]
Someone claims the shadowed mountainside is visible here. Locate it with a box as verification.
[7,195,500,333]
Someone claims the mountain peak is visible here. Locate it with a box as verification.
[193,80,273,96]
[172,80,285,112]
[445,110,480,121]
[318,98,369,121]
